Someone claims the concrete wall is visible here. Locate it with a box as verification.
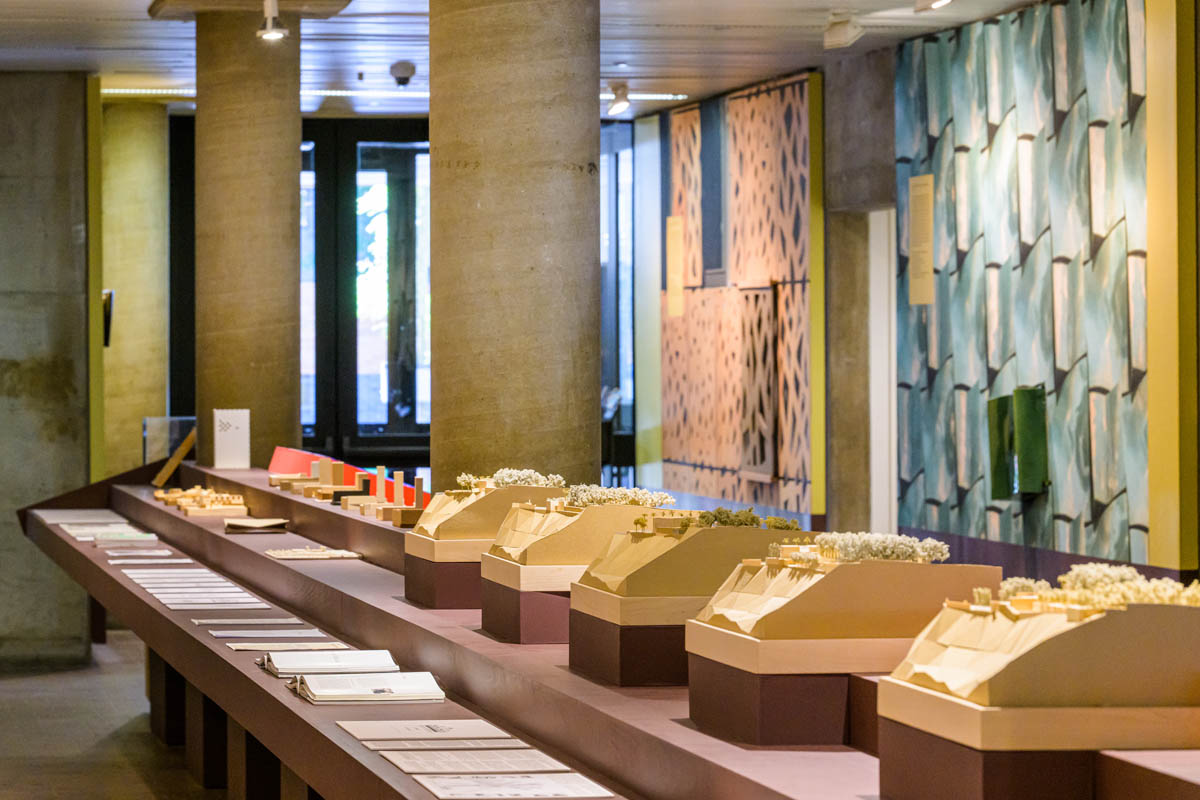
[102,103,169,475]
[0,73,91,666]
[824,48,896,212]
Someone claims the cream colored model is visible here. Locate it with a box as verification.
[686,538,999,674]
[879,565,1200,750]
[571,519,781,627]
[482,501,690,593]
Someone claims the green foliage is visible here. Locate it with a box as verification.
[632,515,648,531]
[697,507,762,528]
[765,516,801,531]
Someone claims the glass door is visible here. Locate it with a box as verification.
[351,142,431,440]
[299,119,430,469]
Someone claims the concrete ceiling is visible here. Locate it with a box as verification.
[0,0,1022,117]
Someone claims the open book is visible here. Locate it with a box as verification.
[290,672,444,704]
[259,649,398,677]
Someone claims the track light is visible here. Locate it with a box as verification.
[256,0,289,41]
[606,84,630,116]
[915,0,954,11]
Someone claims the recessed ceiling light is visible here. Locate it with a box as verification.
[614,62,630,69]
[256,0,289,41]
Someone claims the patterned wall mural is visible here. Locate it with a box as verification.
[894,0,1147,561]
[662,73,818,515]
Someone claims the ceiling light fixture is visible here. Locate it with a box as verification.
[823,13,864,49]
[915,0,953,11]
[101,87,690,103]
[606,84,630,116]
[256,0,289,41]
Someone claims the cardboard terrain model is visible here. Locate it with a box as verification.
[483,502,692,589]
[154,486,248,517]
[481,502,689,644]
[571,520,783,625]
[404,482,567,564]
[880,597,1200,751]
[687,546,1000,674]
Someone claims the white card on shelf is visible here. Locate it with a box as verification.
[213,408,251,469]
[109,558,194,565]
[338,719,509,742]
[193,617,303,626]
[164,603,270,610]
[362,739,528,752]
[226,642,349,652]
[210,628,325,639]
[411,773,612,799]
[381,749,568,774]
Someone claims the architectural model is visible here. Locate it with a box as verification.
[154,486,248,517]
[879,563,1200,751]
[480,488,684,643]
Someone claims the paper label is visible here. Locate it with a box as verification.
[908,174,934,306]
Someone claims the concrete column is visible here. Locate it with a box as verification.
[825,212,871,531]
[194,12,300,467]
[0,72,90,667]
[429,0,601,489]
[102,102,168,474]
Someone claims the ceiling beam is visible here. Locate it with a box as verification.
[148,0,351,21]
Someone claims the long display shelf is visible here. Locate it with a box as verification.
[23,509,628,800]
[22,463,1200,800]
[107,474,879,800]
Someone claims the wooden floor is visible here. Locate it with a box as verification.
[0,631,220,800]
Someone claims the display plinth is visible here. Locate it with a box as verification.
[687,653,853,745]
[569,581,711,685]
[685,620,899,745]
[480,553,585,643]
[569,608,689,686]
[401,531,491,609]
[878,717,1096,800]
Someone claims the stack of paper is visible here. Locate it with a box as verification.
[60,522,147,542]
[259,649,398,677]
[36,509,126,524]
[291,672,444,704]
[265,546,361,560]
[122,568,269,610]
[382,749,568,774]
[338,719,525,751]
[95,530,159,545]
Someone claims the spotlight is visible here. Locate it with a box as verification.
[823,14,864,49]
[915,0,953,11]
[606,84,630,116]
[256,0,289,41]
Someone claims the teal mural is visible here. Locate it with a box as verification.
[894,0,1147,561]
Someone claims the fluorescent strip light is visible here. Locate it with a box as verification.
[101,87,690,103]
[600,91,689,102]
